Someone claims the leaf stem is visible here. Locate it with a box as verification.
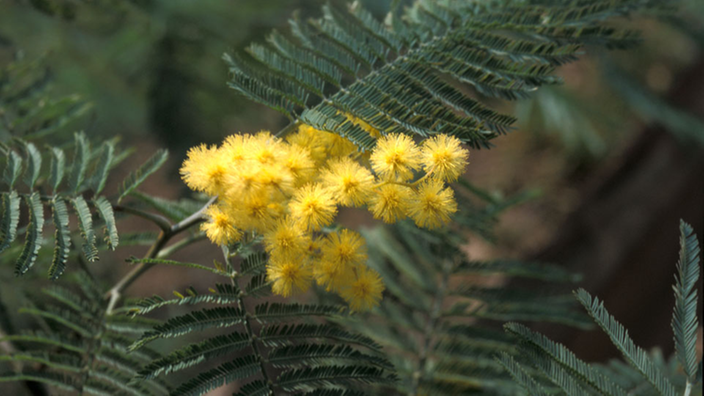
[223,246,275,395]
[113,204,171,232]
[409,257,452,395]
[104,196,216,314]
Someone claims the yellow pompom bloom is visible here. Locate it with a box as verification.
[180,144,229,196]
[409,179,458,229]
[246,131,283,165]
[370,133,421,181]
[258,164,295,197]
[323,131,357,158]
[264,218,310,261]
[368,184,412,223]
[267,258,312,297]
[289,183,338,231]
[340,266,384,312]
[314,259,355,292]
[233,194,279,232]
[321,158,375,207]
[200,205,242,246]
[286,125,330,165]
[321,229,368,269]
[421,134,469,181]
[282,147,315,186]
[221,134,249,163]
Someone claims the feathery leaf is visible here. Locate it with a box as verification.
[15,192,44,276]
[672,220,701,381]
[48,197,71,280]
[117,149,168,203]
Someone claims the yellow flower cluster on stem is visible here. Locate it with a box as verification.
[180,124,469,311]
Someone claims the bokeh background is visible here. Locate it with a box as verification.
[1,0,703,394]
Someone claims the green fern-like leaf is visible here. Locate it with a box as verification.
[173,355,262,396]
[117,149,168,203]
[94,196,119,250]
[505,322,627,396]
[131,250,394,395]
[0,272,169,395]
[3,150,23,188]
[68,131,90,194]
[672,220,701,381]
[0,190,21,254]
[91,141,114,195]
[226,0,669,151]
[137,331,251,379]
[336,183,584,394]
[496,352,550,396]
[22,141,42,189]
[71,195,99,261]
[48,197,71,280]
[15,192,44,276]
[48,146,66,193]
[575,289,677,396]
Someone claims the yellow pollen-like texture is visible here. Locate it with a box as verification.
[180,125,469,311]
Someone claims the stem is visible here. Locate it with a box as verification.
[409,258,452,396]
[156,233,207,258]
[223,246,274,395]
[104,197,216,314]
[374,167,436,190]
[113,205,171,232]
[683,381,691,396]
[275,120,300,138]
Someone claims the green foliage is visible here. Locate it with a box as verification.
[334,181,589,395]
[0,53,174,279]
[671,220,701,382]
[0,132,170,278]
[0,271,169,395]
[501,220,702,396]
[128,250,397,395]
[225,0,671,151]
[118,149,169,204]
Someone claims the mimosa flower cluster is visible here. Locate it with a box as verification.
[180,124,469,311]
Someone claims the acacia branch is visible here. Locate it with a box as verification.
[104,196,216,314]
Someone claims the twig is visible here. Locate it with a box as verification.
[113,205,171,232]
[223,246,274,395]
[104,197,216,314]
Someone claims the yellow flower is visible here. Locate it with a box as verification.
[264,218,310,261]
[370,133,421,181]
[287,125,356,165]
[232,194,278,232]
[320,229,368,269]
[200,205,242,246]
[421,134,469,181]
[321,158,375,207]
[323,131,357,158]
[282,147,315,186]
[314,259,355,292]
[221,134,249,163]
[287,125,328,165]
[368,184,412,223]
[246,131,283,165]
[289,183,338,231]
[340,266,384,312]
[408,179,457,229]
[258,163,295,197]
[180,144,229,196]
[267,257,312,297]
